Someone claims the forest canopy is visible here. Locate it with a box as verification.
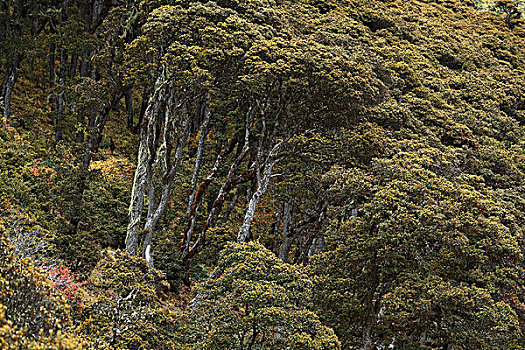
[1,0,525,349]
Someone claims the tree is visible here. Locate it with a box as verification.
[493,0,522,28]
[0,0,59,123]
[125,0,387,271]
[182,241,341,349]
[75,250,177,349]
[0,223,86,348]
[312,141,525,348]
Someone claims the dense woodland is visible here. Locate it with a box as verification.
[1,0,525,349]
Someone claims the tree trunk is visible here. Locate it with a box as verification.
[186,94,211,215]
[126,78,165,256]
[308,236,325,257]
[2,55,21,123]
[126,75,195,269]
[55,2,69,142]
[237,157,279,243]
[67,88,122,235]
[184,106,255,263]
[181,136,237,261]
[237,101,283,243]
[141,97,191,268]
[360,261,379,350]
[76,51,91,142]
[49,20,57,112]
[125,87,134,129]
[278,202,293,262]
[69,53,78,79]
[1,1,24,124]
[80,51,90,77]
[220,190,240,225]
[55,49,67,142]
[135,87,150,133]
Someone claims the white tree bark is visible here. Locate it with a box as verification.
[125,77,166,256]
[237,156,279,243]
[141,96,191,268]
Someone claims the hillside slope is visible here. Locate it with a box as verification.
[1,0,525,349]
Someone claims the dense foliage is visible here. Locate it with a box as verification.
[1,0,525,349]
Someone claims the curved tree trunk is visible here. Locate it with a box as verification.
[237,157,279,243]
[126,77,166,256]
[2,54,20,123]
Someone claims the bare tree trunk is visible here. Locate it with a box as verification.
[269,203,283,254]
[237,99,285,243]
[220,190,240,225]
[308,236,325,257]
[80,51,90,77]
[0,2,7,41]
[69,53,78,79]
[237,157,279,243]
[65,87,122,240]
[135,87,150,133]
[296,202,328,264]
[181,148,225,260]
[55,49,67,142]
[89,0,114,34]
[184,106,255,263]
[125,87,134,129]
[181,131,239,251]
[82,89,121,171]
[1,1,24,124]
[186,93,211,215]
[1,73,8,102]
[360,254,380,350]
[278,202,293,262]
[2,55,20,123]
[126,78,165,256]
[141,97,191,268]
[126,75,196,269]
[361,298,379,350]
